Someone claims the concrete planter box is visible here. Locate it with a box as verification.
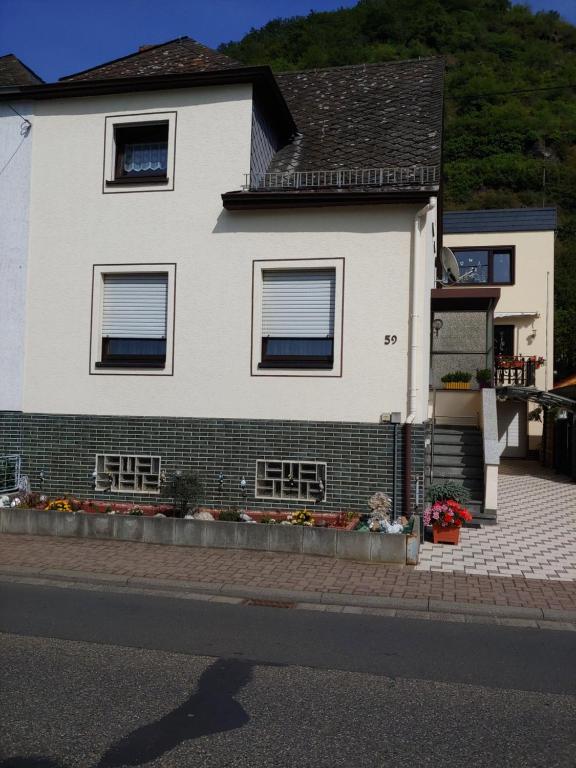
[0,509,420,565]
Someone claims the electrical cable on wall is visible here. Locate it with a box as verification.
[0,103,32,177]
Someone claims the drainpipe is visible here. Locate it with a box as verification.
[404,197,436,514]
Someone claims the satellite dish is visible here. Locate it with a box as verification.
[441,247,460,283]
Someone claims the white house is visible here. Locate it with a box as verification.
[0,38,443,514]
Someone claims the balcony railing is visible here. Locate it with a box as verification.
[494,356,537,387]
[243,165,440,191]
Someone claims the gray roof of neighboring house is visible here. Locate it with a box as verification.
[271,58,444,184]
[443,208,557,234]
[0,54,43,86]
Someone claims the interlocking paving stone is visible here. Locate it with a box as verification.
[416,460,576,581]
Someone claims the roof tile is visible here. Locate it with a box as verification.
[0,54,43,86]
[270,58,444,181]
[60,36,240,81]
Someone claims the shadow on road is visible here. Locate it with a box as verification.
[97,656,253,767]
[0,657,253,768]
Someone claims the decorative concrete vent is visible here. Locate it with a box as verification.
[0,454,21,493]
[95,454,161,494]
[256,460,326,502]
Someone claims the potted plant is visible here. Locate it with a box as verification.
[423,499,472,544]
[475,368,492,388]
[440,371,472,390]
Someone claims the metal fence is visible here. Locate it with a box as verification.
[0,454,21,493]
[244,165,440,191]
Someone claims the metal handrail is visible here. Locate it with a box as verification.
[244,165,440,191]
[429,387,437,488]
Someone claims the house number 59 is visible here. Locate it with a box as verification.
[384,335,398,345]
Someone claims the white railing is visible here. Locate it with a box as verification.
[244,165,439,191]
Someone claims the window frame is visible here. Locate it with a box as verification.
[103,111,177,194]
[260,337,335,370]
[89,263,176,376]
[448,246,515,286]
[251,258,344,378]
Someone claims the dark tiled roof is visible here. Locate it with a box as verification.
[444,207,557,233]
[0,54,43,86]
[270,58,444,181]
[60,36,240,81]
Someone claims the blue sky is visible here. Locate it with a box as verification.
[1,0,575,83]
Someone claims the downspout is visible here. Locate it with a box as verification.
[404,197,436,514]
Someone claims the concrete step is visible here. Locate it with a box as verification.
[434,432,483,446]
[433,454,484,469]
[434,424,482,435]
[434,443,484,457]
[432,465,484,480]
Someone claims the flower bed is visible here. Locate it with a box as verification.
[2,494,359,530]
[0,504,420,565]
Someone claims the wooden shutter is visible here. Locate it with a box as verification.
[262,269,335,338]
[102,273,168,339]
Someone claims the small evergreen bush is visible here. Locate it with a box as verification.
[427,481,470,505]
[166,470,204,518]
[219,508,242,522]
[441,371,472,383]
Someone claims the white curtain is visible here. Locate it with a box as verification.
[124,142,168,173]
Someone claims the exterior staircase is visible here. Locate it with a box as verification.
[431,425,496,525]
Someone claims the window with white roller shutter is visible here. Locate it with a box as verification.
[99,273,168,368]
[260,268,336,368]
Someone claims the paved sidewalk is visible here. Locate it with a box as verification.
[417,460,576,580]
[1,532,575,615]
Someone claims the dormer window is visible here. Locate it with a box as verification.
[114,123,168,182]
[103,112,176,193]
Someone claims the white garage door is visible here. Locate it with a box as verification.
[498,401,527,458]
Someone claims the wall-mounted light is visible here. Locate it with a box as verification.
[432,318,443,337]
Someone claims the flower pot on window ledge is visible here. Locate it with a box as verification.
[432,523,461,545]
[442,382,470,390]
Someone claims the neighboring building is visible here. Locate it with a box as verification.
[0,38,443,513]
[437,207,556,456]
[0,55,43,411]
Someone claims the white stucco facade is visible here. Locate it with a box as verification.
[0,102,33,411]
[20,86,436,424]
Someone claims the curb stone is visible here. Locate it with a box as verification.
[0,566,574,628]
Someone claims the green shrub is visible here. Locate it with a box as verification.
[441,371,472,383]
[476,368,492,384]
[427,481,470,505]
[166,470,204,518]
[219,508,242,522]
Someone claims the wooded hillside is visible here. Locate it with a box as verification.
[221,0,576,378]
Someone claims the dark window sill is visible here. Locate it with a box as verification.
[96,360,166,369]
[458,281,514,287]
[105,176,169,187]
[258,361,334,370]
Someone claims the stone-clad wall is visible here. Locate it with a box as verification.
[0,411,426,514]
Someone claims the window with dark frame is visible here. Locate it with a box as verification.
[97,273,168,369]
[112,122,169,184]
[449,247,514,285]
[259,268,336,370]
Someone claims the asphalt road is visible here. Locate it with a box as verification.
[1,581,575,768]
